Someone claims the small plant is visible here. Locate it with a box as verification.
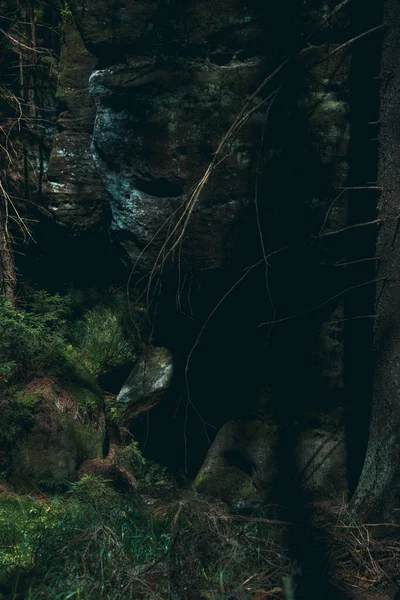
[283,574,296,600]
[114,441,172,489]
[60,5,72,24]
[0,476,172,598]
[0,496,58,587]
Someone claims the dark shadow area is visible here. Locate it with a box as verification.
[344,0,383,495]
[15,215,127,293]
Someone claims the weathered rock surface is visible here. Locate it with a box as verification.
[68,0,267,58]
[193,420,278,505]
[43,0,354,483]
[9,377,105,490]
[68,0,159,52]
[296,429,347,500]
[89,57,267,270]
[55,1,349,280]
[46,19,109,231]
[194,420,347,504]
[59,0,273,270]
[116,346,173,416]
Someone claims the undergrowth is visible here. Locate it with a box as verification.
[0,286,147,480]
[0,288,146,386]
[0,478,296,600]
[114,441,172,490]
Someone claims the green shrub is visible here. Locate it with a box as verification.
[69,303,137,377]
[0,294,69,384]
[113,441,172,489]
[0,288,146,385]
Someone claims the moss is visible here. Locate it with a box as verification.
[66,380,103,412]
[193,466,266,504]
[65,418,104,463]
[9,410,104,492]
[10,430,76,492]
[60,7,72,24]
[4,373,105,491]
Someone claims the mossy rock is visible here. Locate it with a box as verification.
[193,420,278,505]
[194,420,348,505]
[7,377,105,491]
[194,465,266,505]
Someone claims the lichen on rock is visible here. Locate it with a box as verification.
[89,56,268,270]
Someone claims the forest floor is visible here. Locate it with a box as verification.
[0,479,399,600]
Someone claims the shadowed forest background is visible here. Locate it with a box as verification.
[0,0,399,598]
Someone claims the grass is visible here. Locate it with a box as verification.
[0,477,296,600]
[1,480,399,599]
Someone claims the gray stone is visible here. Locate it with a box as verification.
[117,346,173,415]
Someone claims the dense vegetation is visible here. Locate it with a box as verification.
[0,475,300,600]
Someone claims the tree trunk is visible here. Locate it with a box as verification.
[350,0,400,521]
[0,208,16,303]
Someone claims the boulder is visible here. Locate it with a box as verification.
[56,1,271,272]
[116,346,173,416]
[194,420,347,504]
[68,0,266,60]
[67,0,160,52]
[8,377,105,491]
[193,420,278,505]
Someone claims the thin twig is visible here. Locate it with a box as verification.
[259,278,386,327]
[318,219,381,238]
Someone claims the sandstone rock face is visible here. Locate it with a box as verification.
[194,420,347,504]
[46,19,109,231]
[68,0,266,57]
[54,1,350,281]
[46,1,354,482]
[116,346,173,416]
[89,57,266,270]
[60,0,273,271]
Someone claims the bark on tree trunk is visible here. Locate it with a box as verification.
[350,0,400,521]
[0,208,16,303]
